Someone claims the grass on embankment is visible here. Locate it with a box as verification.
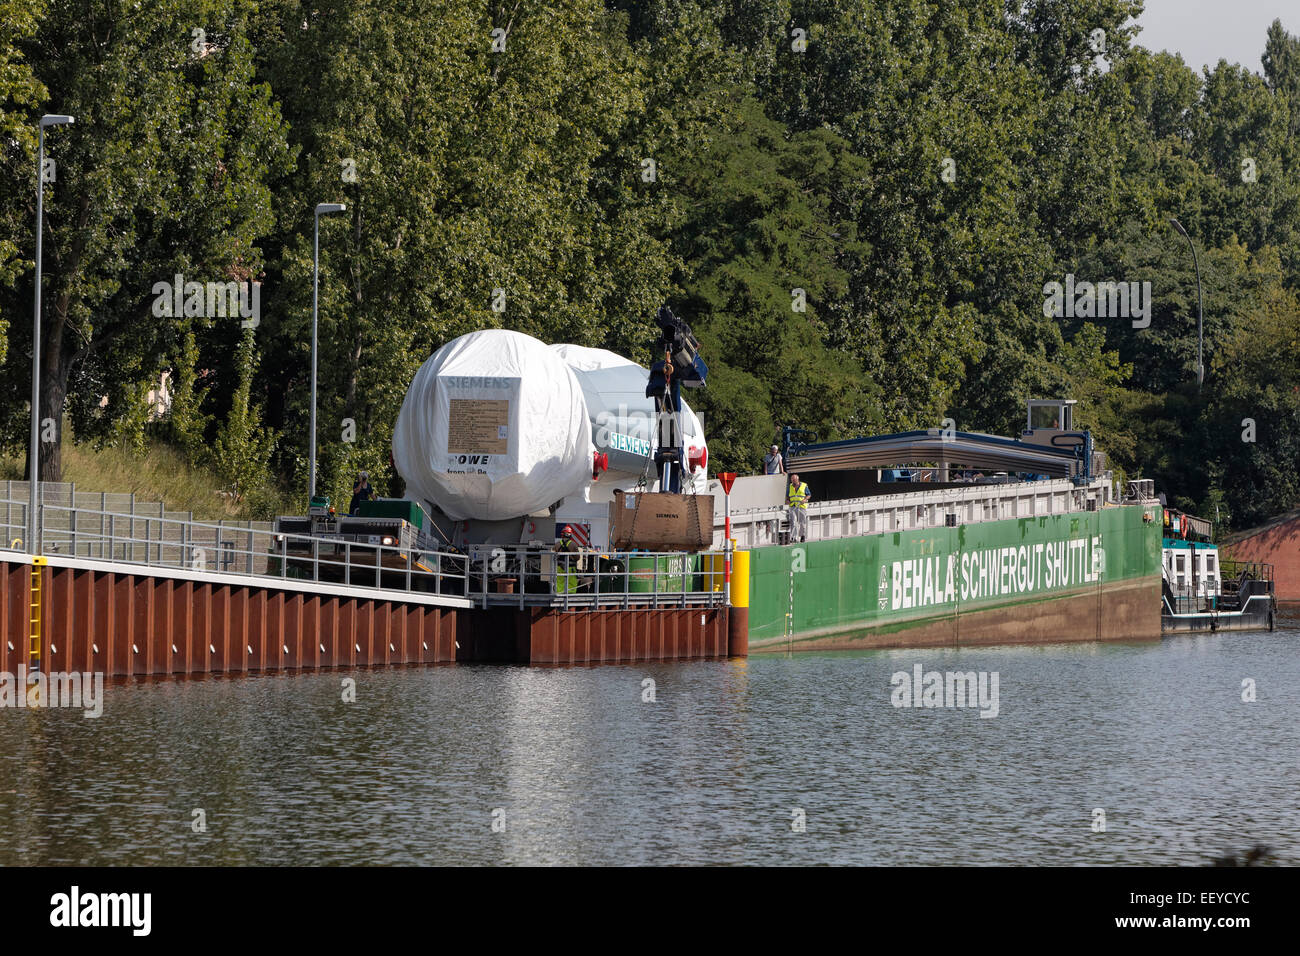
[0,438,297,521]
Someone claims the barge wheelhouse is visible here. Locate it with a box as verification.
[1160,508,1275,632]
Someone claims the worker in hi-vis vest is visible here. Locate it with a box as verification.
[787,473,811,543]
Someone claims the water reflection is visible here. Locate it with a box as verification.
[0,630,1296,865]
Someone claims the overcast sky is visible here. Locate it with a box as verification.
[1134,0,1294,74]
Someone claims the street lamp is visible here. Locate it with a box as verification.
[1169,218,1204,389]
[310,202,346,501]
[30,114,74,555]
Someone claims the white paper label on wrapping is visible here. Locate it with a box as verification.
[447,399,510,454]
[392,329,594,521]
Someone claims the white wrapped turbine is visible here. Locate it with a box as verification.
[551,344,707,483]
[392,330,594,521]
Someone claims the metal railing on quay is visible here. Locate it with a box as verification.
[0,498,727,610]
[0,500,470,597]
[460,544,727,610]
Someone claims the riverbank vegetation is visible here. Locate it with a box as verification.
[1,1,1297,530]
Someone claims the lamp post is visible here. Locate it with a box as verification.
[1169,218,1204,389]
[310,202,346,501]
[30,114,74,555]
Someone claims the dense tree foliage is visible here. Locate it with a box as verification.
[2,1,1299,530]
[0,0,44,310]
[0,0,292,485]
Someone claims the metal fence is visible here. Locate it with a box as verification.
[0,495,726,610]
[1162,556,1274,617]
[0,480,271,563]
[459,545,726,610]
[722,474,1117,549]
[1163,593,1204,615]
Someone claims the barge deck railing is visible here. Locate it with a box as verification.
[719,474,1123,549]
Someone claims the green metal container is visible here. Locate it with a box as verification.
[356,498,427,530]
[626,554,695,593]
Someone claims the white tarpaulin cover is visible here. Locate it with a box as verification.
[551,344,707,483]
[393,330,593,521]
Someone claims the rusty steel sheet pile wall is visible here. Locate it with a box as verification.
[413,605,732,664]
[2,560,459,677]
[1,558,735,676]
[524,605,729,665]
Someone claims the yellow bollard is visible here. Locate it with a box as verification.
[728,550,749,656]
[730,550,749,607]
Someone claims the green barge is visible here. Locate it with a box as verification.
[744,500,1162,651]
[716,400,1165,650]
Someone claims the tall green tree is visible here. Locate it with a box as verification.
[1204,246,1300,527]
[0,0,46,361]
[0,0,292,483]
[1263,18,1300,138]
[251,0,721,506]
[670,95,880,470]
[212,325,276,502]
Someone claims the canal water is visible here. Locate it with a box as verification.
[1,629,1296,865]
